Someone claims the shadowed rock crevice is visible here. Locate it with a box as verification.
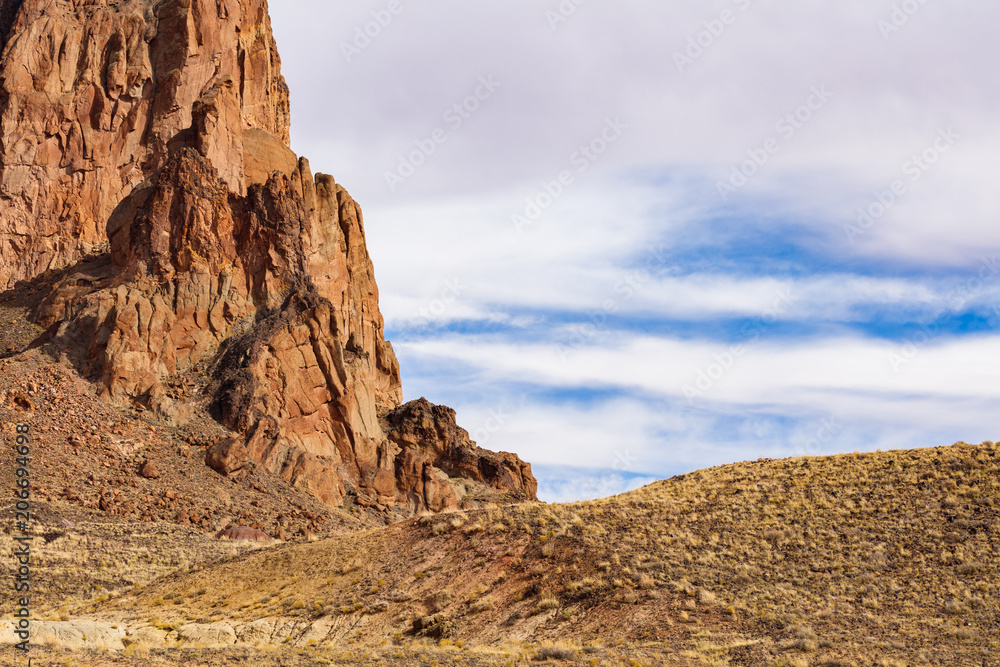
[0,0,24,51]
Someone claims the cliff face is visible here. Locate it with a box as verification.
[2,0,536,513]
[0,0,289,289]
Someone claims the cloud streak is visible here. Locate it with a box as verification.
[269,1,1000,500]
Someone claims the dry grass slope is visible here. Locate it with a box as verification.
[61,440,998,666]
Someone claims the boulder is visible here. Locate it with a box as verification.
[138,460,160,479]
[206,438,249,476]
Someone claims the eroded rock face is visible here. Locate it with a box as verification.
[0,0,290,290]
[36,148,407,506]
[384,398,538,513]
[4,0,537,514]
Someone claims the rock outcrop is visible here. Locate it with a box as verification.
[384,398,538,513]
[2,0,536,514]
[0,0,291,291]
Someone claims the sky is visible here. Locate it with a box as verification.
[267,1,1000,503]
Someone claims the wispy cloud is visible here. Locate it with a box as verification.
[270,1,1000,501]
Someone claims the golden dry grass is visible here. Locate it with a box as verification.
[79,440,1000,666]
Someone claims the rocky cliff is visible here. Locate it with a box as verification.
[0,0,289,289]
[0,0,536,514]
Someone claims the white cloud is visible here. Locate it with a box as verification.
[398,332,1000,436]
[271,1,1000,268]
[266,2,1000,499]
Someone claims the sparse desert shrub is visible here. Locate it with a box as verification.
[121,642,149,658]
[942,600,968,615]
[771,659,809,667]
[534,644,577,660]
[565,577,604,598]
[955,562,982,575]
[533,594,559,614]
[671,579,696,596]
[470,597,494,613]
[618,591,639,605]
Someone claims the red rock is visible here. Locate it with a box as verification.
[205,438,249,476]
[138,460,160,479]
[4,0,537,517]
[384,398,538,511]
[0,0,290,290]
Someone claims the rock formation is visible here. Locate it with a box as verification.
[0,0,290,290]
[385,399,537,513]
[1,0,536,513]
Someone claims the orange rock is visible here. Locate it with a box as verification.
[6,0,536,516]
[205,438,249,476]
[138,460,160,480]
[0,0,290,291]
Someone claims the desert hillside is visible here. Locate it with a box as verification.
[3,439,996,666]
[0,1,996,666]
